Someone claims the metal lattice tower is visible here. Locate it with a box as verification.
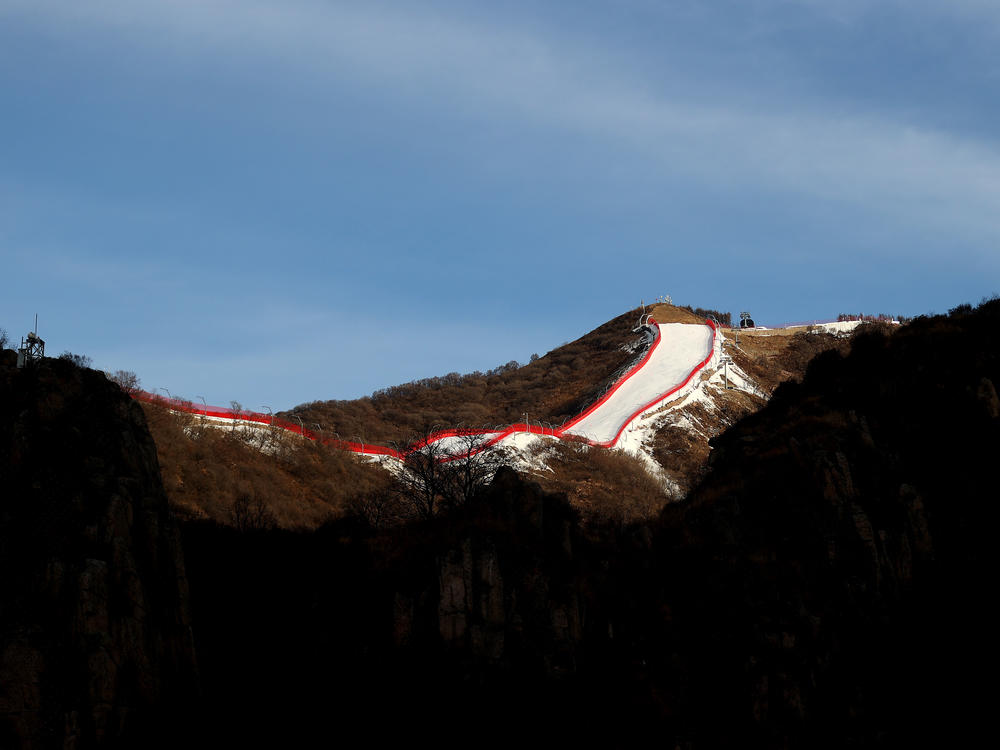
[16,315,45,369]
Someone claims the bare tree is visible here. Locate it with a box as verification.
[0,328,9,350]
[109,369,141,396]
[440,429,511,507]
[395,427,510,519]
[229,401,246,436]
[58,351,93,368]
[348,486,405,529]
[230,493,277,532]
[396,432,451,520]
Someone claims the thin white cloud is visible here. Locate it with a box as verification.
[5,0,1000,253]
[7,247,163,291]
[771,0,1000,27]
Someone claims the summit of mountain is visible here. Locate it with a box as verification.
[283,303,714,445]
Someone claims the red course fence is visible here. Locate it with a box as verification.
[134,317,717,460]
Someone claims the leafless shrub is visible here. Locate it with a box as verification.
[227,400,257,440]
[109,369,141,396]
[230,493,277,532]
[394,428,511,519]
[139,398,397,529]
[527,440,669,525]
[58,351,93,368]
[348,487,406,529]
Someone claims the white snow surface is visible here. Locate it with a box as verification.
[812,320,865,335]
[429,432,503,456]
[610,322,724,484]
[778,320,867,335]
[562,323,715,446]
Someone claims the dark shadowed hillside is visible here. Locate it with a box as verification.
[648,301,999,746]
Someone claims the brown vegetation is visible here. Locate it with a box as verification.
[284,305,685,445]
[646,303,707,324]
[724,327,854,396]
[141,400,395,529]
[143,305,849,530]
[142,305,869,532]
[143,402,517,530]
[108,369,141,396]
[528,441,669,524]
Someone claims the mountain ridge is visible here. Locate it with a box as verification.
[136,303,857,527]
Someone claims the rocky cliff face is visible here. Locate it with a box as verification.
[391,467,585,676]
[0,353,198,749]
[175,467,598,745]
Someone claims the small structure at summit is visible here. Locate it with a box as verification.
[17,315,45,369]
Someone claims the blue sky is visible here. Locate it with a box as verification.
[2,0,998,409]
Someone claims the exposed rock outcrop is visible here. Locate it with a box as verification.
[390,467,584,677]
[0,353,198,748]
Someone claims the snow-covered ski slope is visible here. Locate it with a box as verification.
[135,317,717,460]
[560,323,715,446]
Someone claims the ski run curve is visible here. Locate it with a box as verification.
[135,317,718,461]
